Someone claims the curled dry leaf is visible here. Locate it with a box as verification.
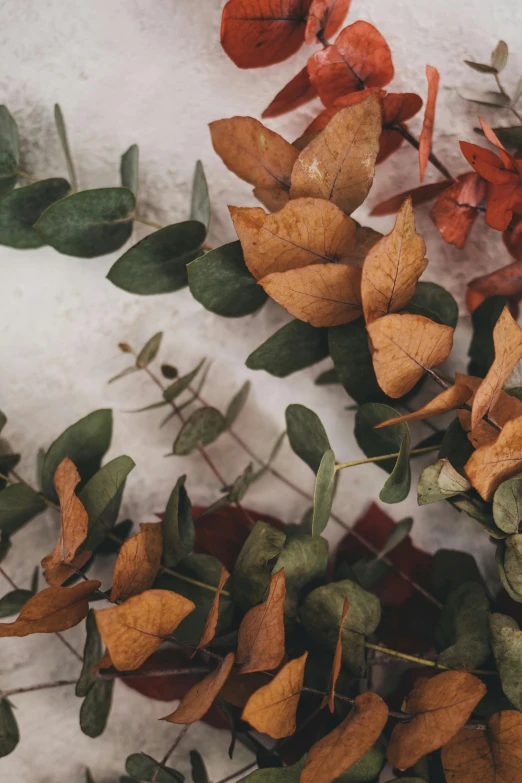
[361,196,428,324]
[289,95,381,215]
[242,652,308,738]
[304,0,352,45]
[237,568,286,674]
[430,173,487,249]
[387,670,486,770]
[110,523,163,603]
[441,710,522,783]
[95,589,195,671]
[197,565,230,649]
[419,65,440,182]
[370,179,453,217]
[300,692,389,783]
[41,456,90,586]
[375,384,472,428]
[471,306,522,430]
[456,372,522,448]
[262,67,317,119]
[162,652,235,724]
[0,580,100,637]
[260,262,362,327]
[307,21,394,107]
[230,198,356,280]
[326,597,349,712]
[465,414,522,501]
[367,313,454,398]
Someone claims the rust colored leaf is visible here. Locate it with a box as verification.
[419,65,440,182]
[197,565,230,649]
[485,180,522,232]
[504,216,522,262]
[260,262,362,327]
[209,117,298,195]
[371,179,453,217]
[326,598,349,712]
[469,259,522,299]
[304,88,384,134]
[290,95,381,214]
[220,0,309,69]
[376,127,404,164]
[262,67,317,119]
[304,0,351,45]
[442,710,522,783]
[460,142,516,185]
[367,313,454,398]
[110,523,163,603]
[253,186,290,212]
[41,457,90,586]
[236,569,286,674]
[230,198,356,280]
[471,306,522,430]
[465,414,522,500]
[95,589,195,671]
[0,580,100,637]
[387,670,486,770]
[361,196,428,324]
[375,384,472,428]
[382,93,423,125]
[300,692,389,783]
[307,21,394,107]
[162,652,235,724]
[430,173,488,248]
[456,372,522,448]
[242,652,308,738]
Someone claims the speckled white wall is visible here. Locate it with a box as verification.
[1,1,521,780]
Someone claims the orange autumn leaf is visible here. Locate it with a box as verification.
[387,670,486,770]
[304,0,351,45]
[242,652,308,738]
[290,95,381,215]
[468,258,522,299]
[326,597,349,713]
[197,565,230,649]
[419,65,439,182]
[253,186,290,213]
[431,173,487,249]
[480,118,521,172]
[262,67,317,119]
[236,569,286,674]
[485,180,522,232]
[300,692,389,783]
[110,522,163,603]
[260,263,362,327]
[367,313,454,398]
[349,226,382,268]
[230,198,356,280]
[371,179,453,217]
[464,414,522,501]
[460,142,516,186]
[504,215,522,262]
[41,457,91,586]
[455,372,522,448]
[441,710,522,783]
[95,589,195,671]
[361,196,428,324]
[307,21,394,107]
[381,92,423,126]
[162,652,235,724]
[0,580,100,637]
[220,0,309,69]
[471,306,522,430]
[304,88,384,134]
[375,384,472,428]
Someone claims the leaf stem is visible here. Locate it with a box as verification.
[151,725,190,783]
[0,678,77,700]
[364,642,498,676]
[214,762,257,783]
[16,170,39,183]
[160,564,231,597]
[494,73,522,123]
[134,215,165,231]
[335,444,439,471]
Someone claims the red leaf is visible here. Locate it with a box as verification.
[468,259,522,299]
[262,67,317,119]
[307,21,394,106]
[504,216,522,261]
[304,0,351,45]
[220,0,311,69]
[430,173,487,248]
[485,180,522,231]
[382,92,423,125]
[376,127,404,164]
[370,179,454,216]
[303,88,384,133]
[419,65,439,182]
[460,141,515,185]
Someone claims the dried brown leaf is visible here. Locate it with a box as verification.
[327,597,349,712]
[253,186,290,212]
[464,414,522,501]
[236,569,286,674]
[349,226,383,268]
[110,523,163,603]
[375,384,472,428]
[419,65,440,182]
[456,372,522,448]
[197,565,230,649]
[162,652,235,724]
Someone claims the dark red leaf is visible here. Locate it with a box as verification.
[430,173,487,248]
[376,127,404,164]
[382,92,423,125]
[504,215,522,261]
[262,67,317,119]
[370,179,454,216]
[304,0,351,45]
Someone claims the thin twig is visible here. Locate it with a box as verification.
[494,73,522,123]
[0,679,77,700]
[99,666,209,680]
[365,642,497,676]
[335,444,439,471]
[151,724,190,783]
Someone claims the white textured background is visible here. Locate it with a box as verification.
[1,0,521,780]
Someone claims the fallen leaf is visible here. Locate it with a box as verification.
[367,313,454,398]
[456,372,522,448]
[419,66,440,182]
[41,457,90,586]
[371,179,453,217]
[260,262,362,327]
[307,21,394,106]
[430,173,488,248]
[236,568,286,673]
[300,692,389,783]
[230,198,356,281]
[471,305,522,429]
[361,196,428,324]
[326,597,349,712]
[375,384,472,428]
[110,523,163,602]
[289,95,381,215]
[304,0,351,45]
[387,670,486,769]
[197,565,230,649]
[464,414,522,500]
[95,589,195,671]
[441,710,522,783]
[241,652,308,738]
[161,652,234,724]
[262,68,317,119]
[0,580,100,636]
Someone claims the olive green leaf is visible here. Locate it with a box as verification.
[0,411,6,434]
[0,698,19,758]
[468,295,507,377]
[0,588,33,619]
[190,750,209,783]
[36,187,135,257]
[451,493,505,539]
[162,475,194,568]
[329,319,388,405]
[85,769,95,783]
[315,368,340,385]
[76,610,102,698]
[136,332,163,368]
[351,518,413,589]
[499,534,522,600]
[247,320,328,378]
[0,484,46,537]
[125,753,184,783]
[407,282,459,329]
[233,521,286,610]
[491,40,508,72]
[310,450,336,536]
[163,359,205,402]
[190,160,210,231]
[188,242,267,318]
[463,60,499,74]
[474,125,522,148]
[0,106,20,198]
[225,381,250,428]
[0,452,20,492]
[238,758,304,783]
[120,144,139,195]
[54,104,77,192]
[286,404,331,474]
[273,534,328,620]
[380,430,411,504]
[41,409,113,502]
[79,678,113,738]
[418,458,471,505]
[80,455,135,551]
[438,418,474,476]
[173,407,226,456]
[0,178,70,249]
[493,478,522,534]
[108,221,206,294]
[436,582,491,670]
[355,403,409,474]
[337,742,386,782]
[490,613,522,710]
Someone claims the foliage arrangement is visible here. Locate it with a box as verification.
[4,2,522,782]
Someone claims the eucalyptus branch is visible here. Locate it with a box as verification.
[365,642,498,676]
[151,724,190,783]
[493,73,522,123]
[428,368,502,431]
[0,679,77,700]
[335,445,440,471]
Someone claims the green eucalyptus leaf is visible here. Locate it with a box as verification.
[225,381,250,428]
[0,483,46,537]
[125,753,184,783]
[273,534,328,620]
[76,610,102,697]
[491,40,508,72]
[0,453,21,492]
[379,430,411,503]
[418,458,471,505]
[438,418,474,476]
[451,494,505,539]
[41,409,113,502]
[136,332,163,368]
[0,178,70,249]
[459,89,510,107]
[436,582,491,670]
[463,60,499,73]
[162,364,178,380]
[36,188,135,257]
[163,360,204,402]
[120,144,139,195]
[162,475,194,567]
[190,160,210,231]
[173,407,226,456]
[315,368,339,385]
[430,549,482,602]
[355,403,408,474]
[0,411,6,434]
[286,404,331,474]
[0,588,32,618]
[80,678,113,738]
[493,478,522,534]
[108,365,139,385]
[0,698,19,758]
[239,758,304,783]
[54,104,77,192]
[0,106,19,198]
[190,750,209,783]
[0,537,11,564]
[108,221,206,294]
[329,319,389,405]
[502,533,522,598]
[233,521,286,610]
[408,282,458,329]
[468,295,507,377]
[490,613,522,710]
[86,769,95,783]
[188,241,267,318]
[335,742,385,782]
[80,455,135,551]
[475,125,522,149]
[310,450,336,535]
[247,320,328,377]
